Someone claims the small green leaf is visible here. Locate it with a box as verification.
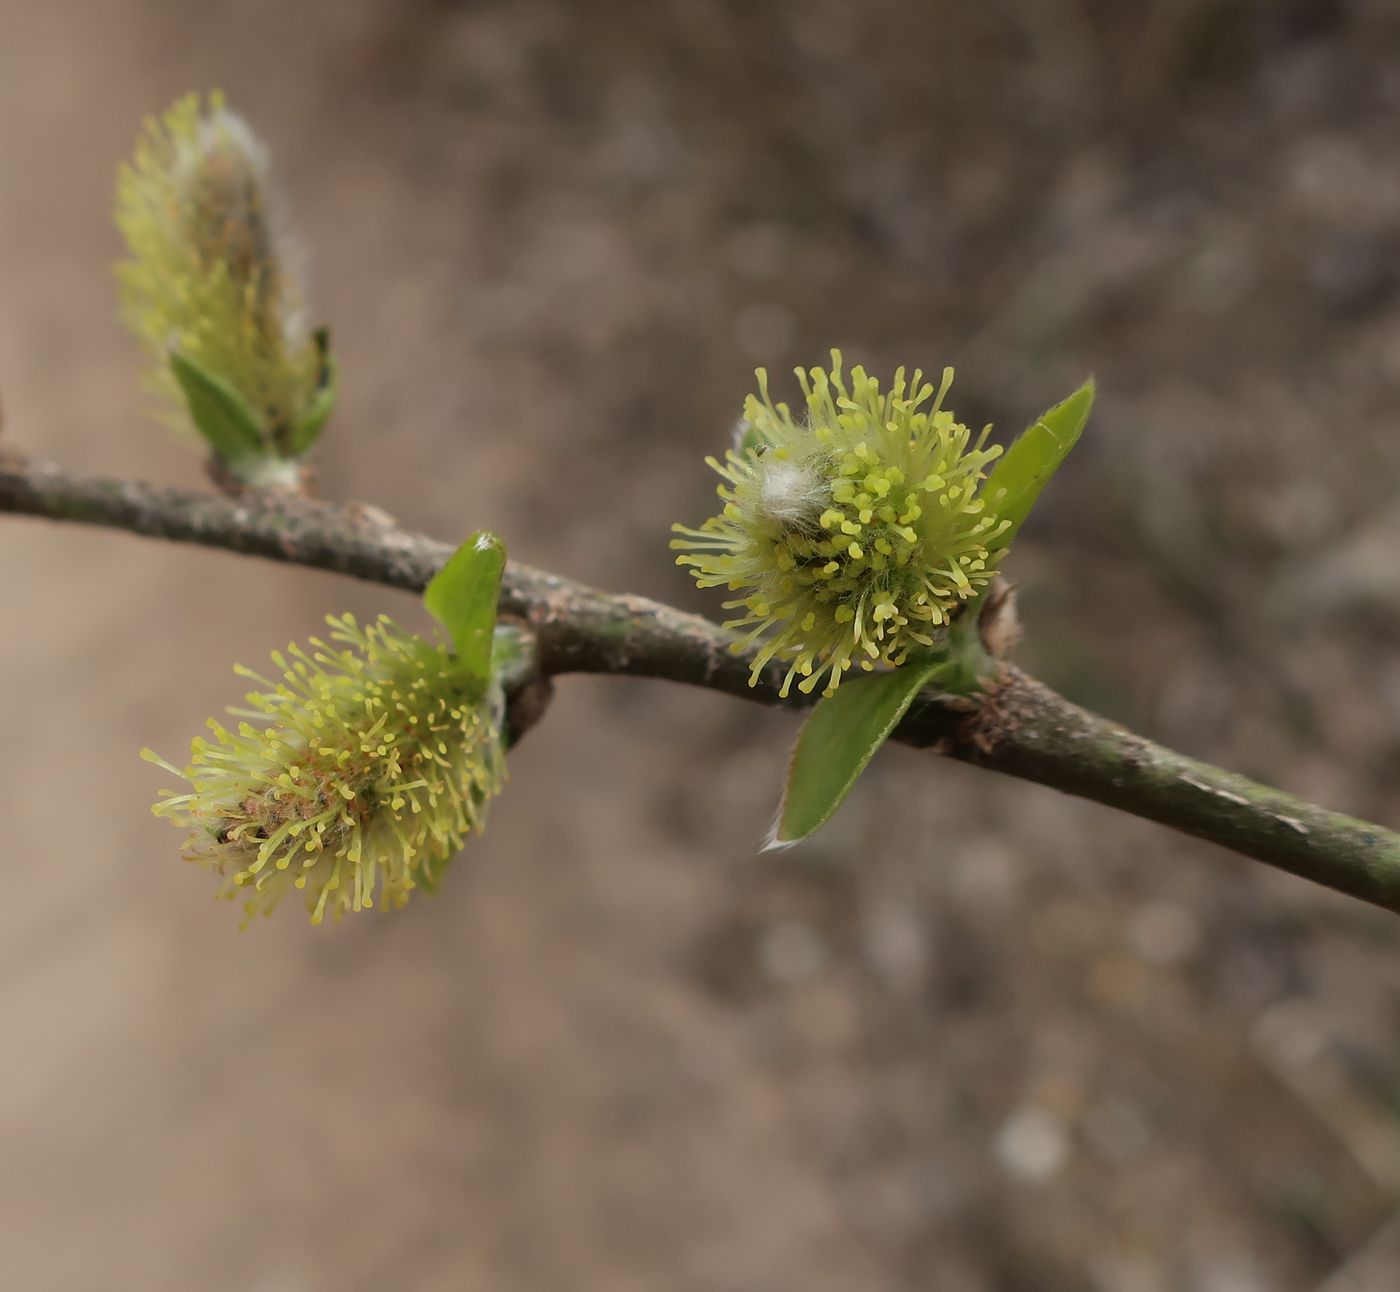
[284,327,338,457]
[982,379,1095,554]
[169,348,265,464]
[771,653,953,847]
[423,532,506,687]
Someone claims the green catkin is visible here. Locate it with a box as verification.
[672,351,1010,697]
[115,91,322,449]
[143,614,506,927]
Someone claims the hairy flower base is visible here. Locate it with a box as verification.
[145,614,504,926]
[672,353,1009,696]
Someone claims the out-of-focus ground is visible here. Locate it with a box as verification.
[3,1,1400,1288]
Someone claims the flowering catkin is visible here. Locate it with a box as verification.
[143,614,505,926]
[115,91,323,456]
[672,352,1009,696]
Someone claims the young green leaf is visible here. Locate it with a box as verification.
[283,328,338,458]
[982,379,1095,553]
[770,653,954,848]
[169,348,264,464]
[423,532,506,688]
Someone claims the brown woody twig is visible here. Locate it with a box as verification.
[4,450,1400,915]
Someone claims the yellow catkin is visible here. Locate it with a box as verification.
[671,351,1010,697]
[143,614,506,926]
[115,91,321,448]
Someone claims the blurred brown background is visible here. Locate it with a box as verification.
[4,2,1400,1288]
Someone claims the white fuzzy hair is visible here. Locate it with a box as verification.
[757,458,827,527]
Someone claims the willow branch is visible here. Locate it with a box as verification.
[4,450,1399,915]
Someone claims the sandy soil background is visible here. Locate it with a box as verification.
[4,2,1400,1289]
